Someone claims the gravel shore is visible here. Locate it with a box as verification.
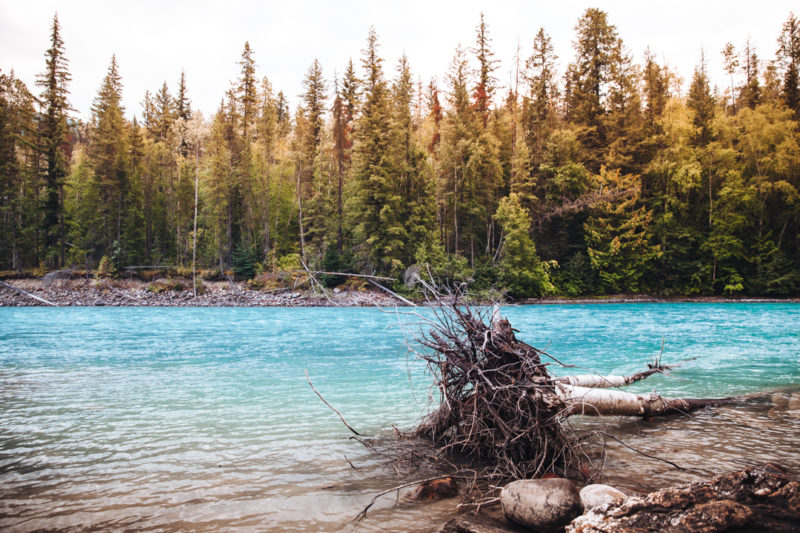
[0,278,405,307]
[1,277,797,307]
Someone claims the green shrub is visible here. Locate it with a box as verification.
[276,253,301,272]
[232,242,258,280]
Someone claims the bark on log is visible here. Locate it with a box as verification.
[0,280,59,306]
[555,366,668,389]
[556,383,733,417]
[567,465,800,533]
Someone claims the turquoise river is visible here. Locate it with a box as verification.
[1,304,799,531]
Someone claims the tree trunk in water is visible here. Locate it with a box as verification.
[556,383,732,417]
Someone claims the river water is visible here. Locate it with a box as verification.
[1,304,798,531]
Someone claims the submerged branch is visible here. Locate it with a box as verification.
[305,369,363,436]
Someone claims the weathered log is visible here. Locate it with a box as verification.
[367,278,416,306]
[554,365,670,389]
[0,280,59,306]
[556,383,734,417]
[567,465,800,532]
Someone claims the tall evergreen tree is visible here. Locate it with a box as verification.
[88,55,128,256]
[238,42,258,139]
[472,13,498,127]
[350,28,404,272]
[565,8,622,171]
[523,28,558,162]
[776,13,800,115]
[739,38,761,109]
[721,42,739,114]
[687,53,715,147]
[36,13,71,266]
[299,58,329,254]
[176,70,192,156]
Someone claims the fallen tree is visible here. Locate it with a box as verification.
[406,292,735,486]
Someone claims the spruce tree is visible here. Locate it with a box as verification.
[472,13,498,127]
[36,13,71,267]
[565,8,622,172]
[739,38,761,109]
[687,53,715,146]
[176,70,192,156]
[350,28,404,272]
[523,28,557,161]
[238,42,258,139]
[88,55,128,256]
[777,13,800,115]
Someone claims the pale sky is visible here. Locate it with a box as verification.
[1,0,795,121]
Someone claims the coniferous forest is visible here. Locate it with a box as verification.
[2,9,800,298]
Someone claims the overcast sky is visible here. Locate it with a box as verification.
[1,0,795,121]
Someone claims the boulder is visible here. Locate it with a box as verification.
[501,478,583,531]
[579,484,626,510]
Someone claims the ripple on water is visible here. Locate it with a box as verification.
[0,304,798,531]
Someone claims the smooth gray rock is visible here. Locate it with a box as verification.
[579,484,626,510]
[501,478,583,531]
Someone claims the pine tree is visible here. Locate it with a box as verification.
[721,42,739,114]
[426,79,443,154]
[776,13,800,115]
[238,42,258,139]
[392,55,434,265]
[739,38,761,109]
[257,77,278,258]
[523,28,558,162]
[439,46,476,256]
[584,168,660,293]
[299,58,329,255]
[36,13,71,267]
[333,65,358,256]
[1,72,40,270]
[495,192,554,297]
[565,8,622,171]
[472,13,498,127]
[152,81,174,142]
[176,70,192,156]
[642,50,668,135]
[88,55,129,256]
[687,53,715,146]
[350,28,404,272]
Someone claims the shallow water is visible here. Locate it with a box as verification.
[0,304,798,531]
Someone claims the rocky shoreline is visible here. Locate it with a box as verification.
[0,277,403,307]
[436,465,800,533]
[1,277,799,307]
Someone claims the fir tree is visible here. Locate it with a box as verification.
[776,13,800,115]
[350,28,404,272]
[565,8,622,171]
[88,55,128,255]
[687,53,715,146]
[472,13,498,127]
[36,13,71,266]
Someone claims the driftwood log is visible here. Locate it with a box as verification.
[408,295,735,486]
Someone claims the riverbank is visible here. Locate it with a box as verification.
[0,277,401,307]
[1,277,799,307]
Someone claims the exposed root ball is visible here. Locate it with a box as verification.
[410,300,588,483]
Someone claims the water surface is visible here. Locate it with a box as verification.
[1,304,798,531]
